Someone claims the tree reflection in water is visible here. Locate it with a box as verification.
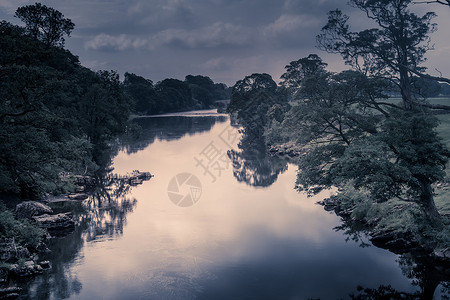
[227,132,288,187]
[336,217,450,299]
[83,174,138,241]
[121,115,228,154]
[19,172,140,299]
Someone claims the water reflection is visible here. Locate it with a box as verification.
[121,114,227,154]
[335,212,450,298]
[14,112,449,299]
[227,133,288,187]
[18,172,140,299]
[82,175,138,241]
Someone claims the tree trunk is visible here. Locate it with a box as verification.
[419,179,442,228]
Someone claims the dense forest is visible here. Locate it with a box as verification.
[0,19,132,199]
[123,73,230,115]
[0,4,230,200]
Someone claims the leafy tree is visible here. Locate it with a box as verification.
[185,75,231,108]
[154,78,194,113]
[410,77,441,98]
[0,16,132,197]
[228,135,288,187]
[310,0,450,225]
[280,54,328,96]
[279,54,449,225]
[123,72,156,114]
[317,0,450,110]
[228,73,288,137]
[15,3,74,47]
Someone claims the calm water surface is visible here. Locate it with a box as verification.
[20,110,426,299]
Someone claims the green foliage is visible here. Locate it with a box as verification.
[228,73,289,137]
[410,77,441,98]
[185,75,231,107]
[0,203,45,249]
[123,73,230,115]
[15,3,75,47]
[123,72,156,114]
[0,17,133,197]
[274,54,450,224]
[316,0,445,110]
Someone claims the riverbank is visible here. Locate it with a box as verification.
[0,170,152,297]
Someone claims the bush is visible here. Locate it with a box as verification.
[0,202,45,249]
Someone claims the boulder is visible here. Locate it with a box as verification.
[68,193,89,200]
[15,201,53,219]
[33,213,75,232]
[0,238,30,263]
[0,287,22,298]
[39,261,51,269]
[10,261,43,277]
[434,248,450,260]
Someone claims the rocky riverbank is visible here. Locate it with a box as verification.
[0,170,152,298]
[317,195,450,266]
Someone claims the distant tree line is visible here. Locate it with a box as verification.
[123,73,231,115]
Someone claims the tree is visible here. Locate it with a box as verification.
[154,79,193,113]
[317,0,450,110]
[0,18,133,197]
[123,72,156,114]
[279,54,449,225]
[228,73,288,137]
[280,54,328,92]
[185,75,215,108]
[15,3,74,47]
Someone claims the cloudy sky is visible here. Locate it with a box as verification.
[1,0,450,86]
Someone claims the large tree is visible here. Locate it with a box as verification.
[228,73,288,137]
[279,54,449,225]
[311,0,450,225]
[317,0,450,110]
[15,3,74,47]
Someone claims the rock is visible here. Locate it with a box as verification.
[39,261,51,269]
[0,238,30,263]
[74,175,96,187]
[10,261,43,277]
[74,185,85,192]
[288,151,298,157]
[130,179,143,185]
[68,193,89,200]
[35,242,51,254]
[33,213,75,232]
[318,197,341,212]
[434,248,450,260]
[0,287,22,298]
[15,201,53,219]
[268,146,278,153]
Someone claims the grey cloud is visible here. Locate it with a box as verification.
[84,33,148,51]
[2,0,449,86]
[85,22,254,51]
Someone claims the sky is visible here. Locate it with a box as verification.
[1,0,450,86]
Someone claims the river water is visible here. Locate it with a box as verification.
[18,110,440,299]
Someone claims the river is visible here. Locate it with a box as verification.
[17,110,446,299]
